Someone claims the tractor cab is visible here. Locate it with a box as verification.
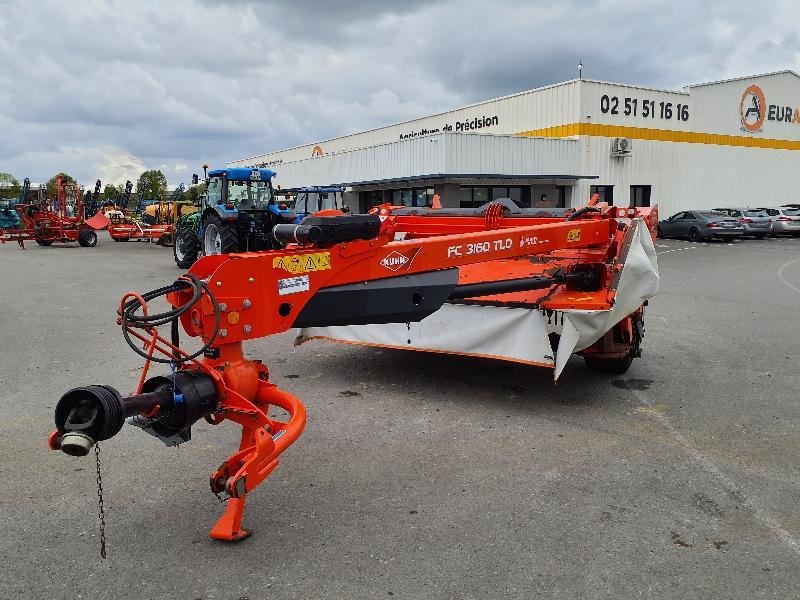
[280,186,347,222]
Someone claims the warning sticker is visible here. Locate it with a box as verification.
[567,228,581,242]
[278,275,310,296]
[273,252,331,274]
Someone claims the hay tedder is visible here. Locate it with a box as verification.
[104,183,197,245]
[0,175,99,248]
[49,196,659,546]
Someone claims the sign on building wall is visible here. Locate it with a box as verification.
[739,84,800,133]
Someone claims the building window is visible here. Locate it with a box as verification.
[630,185,651,207]
[491,187,508,201]
[460,186,525,208]
[590,185,614,205]
[473,187,489,206]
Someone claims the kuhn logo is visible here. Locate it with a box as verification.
[380,252,409,270]
[380,249,419,271]
[740,85,766,132]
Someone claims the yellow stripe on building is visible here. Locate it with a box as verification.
[517,123,800,150]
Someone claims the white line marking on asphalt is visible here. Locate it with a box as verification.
[631,388,800,558]
[777,258,800,294]
[656,245,704,255]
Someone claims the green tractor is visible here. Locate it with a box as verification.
[173,167,297,268]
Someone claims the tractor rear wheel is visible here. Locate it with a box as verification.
[202,213,238,256]
[78,228,98,247]
[174,226,201,269]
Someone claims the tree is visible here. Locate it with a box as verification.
[136,170,167,201]
[46,172,77,199]
[102,183,119,201]
[0,172,20,200]
[182,182,207,205]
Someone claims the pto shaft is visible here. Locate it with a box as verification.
[52,372,218,456]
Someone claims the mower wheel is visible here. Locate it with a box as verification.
[78,228,98,247]
[203,213,238,256]
[35,238,53,246]
[174,226,201,269]
[584,353,634,375]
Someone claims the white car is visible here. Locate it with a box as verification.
[762,207,800,236]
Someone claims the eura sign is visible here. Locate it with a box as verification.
[739,84,800,133]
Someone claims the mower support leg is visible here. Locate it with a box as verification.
[210,497,250,541]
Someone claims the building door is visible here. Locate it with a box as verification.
[630,185,651,207]
[589,185,614,205]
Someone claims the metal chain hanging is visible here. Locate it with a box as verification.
[94,443,107,559]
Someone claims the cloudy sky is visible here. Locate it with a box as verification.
[1,0,798,186]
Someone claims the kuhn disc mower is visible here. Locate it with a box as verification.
[49,196,658,548]
[1,176,99,248]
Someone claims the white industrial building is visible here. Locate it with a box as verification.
[229,70,800,214]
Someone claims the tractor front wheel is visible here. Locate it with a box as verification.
[202,213,238,256]
[78,228,98,247]
[174,226,201,269]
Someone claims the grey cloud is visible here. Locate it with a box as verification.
[0,0,797,185]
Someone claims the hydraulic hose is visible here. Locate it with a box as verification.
[119,273,221,364]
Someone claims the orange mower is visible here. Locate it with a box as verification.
[48,196,659,549]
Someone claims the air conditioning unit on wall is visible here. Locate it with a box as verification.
[610,137,633,157]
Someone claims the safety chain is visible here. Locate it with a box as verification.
[95,443,107,559]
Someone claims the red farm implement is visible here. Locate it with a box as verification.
[49,196,659,546]
[0,176,99,248]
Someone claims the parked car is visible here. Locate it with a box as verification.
[657,210,744,242]
[760,207,800,236]
[712,208,772,238]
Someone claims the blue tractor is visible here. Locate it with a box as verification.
[0,178,29,230]
[173,167,297,268]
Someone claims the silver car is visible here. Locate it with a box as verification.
[761,207,800,236]
[712,208,772,238]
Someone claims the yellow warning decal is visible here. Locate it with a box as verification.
[273,252,331,274]
[567,228,581,242]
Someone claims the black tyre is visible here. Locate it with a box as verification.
[584,353,634,375]
[174,226,201,269]
[35,238,53,246]
[78,228,98,247]
[754,234,765,240]
[688,227,701,242]
[202,213,239,256]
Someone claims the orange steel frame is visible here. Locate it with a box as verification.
[107,201,189,244]
[50,201,657,541]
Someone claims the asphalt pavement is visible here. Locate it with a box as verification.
[1,232,798,599]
